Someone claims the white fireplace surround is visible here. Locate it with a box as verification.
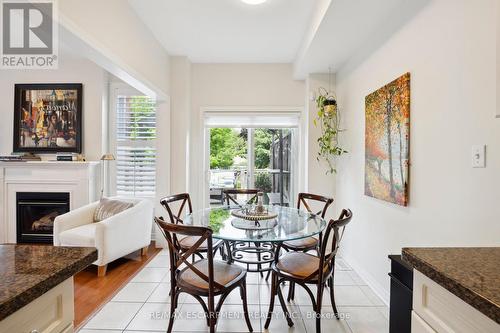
[0,161,100,243]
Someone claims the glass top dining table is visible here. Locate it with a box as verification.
[184,204,327,243]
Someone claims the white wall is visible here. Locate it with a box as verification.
[497,0,500,117]
[169,57,192,195]
[59,0,170,99]
[0,55,107,161]
[180,63,306,209]
[305,74,337,219]
[335,0,500,304]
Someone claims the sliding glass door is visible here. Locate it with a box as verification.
[208,127,296,207]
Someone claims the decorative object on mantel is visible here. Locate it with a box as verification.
[365,72,410,206]
[0,153,41,161]
[314,68,347,174]
[13,83,83,154]
[100,154,115,198]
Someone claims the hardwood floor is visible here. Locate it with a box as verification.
[73,243,161,330]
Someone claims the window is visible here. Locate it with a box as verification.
[115,94,156,197]
[204,109,301,208]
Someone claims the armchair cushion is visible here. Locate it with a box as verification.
[59,223,97,247]
[93,197,134,222]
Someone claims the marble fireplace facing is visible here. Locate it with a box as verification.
[0,161,99,244]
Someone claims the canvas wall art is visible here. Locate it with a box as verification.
[14,83,82,153]
[365,73,410,206]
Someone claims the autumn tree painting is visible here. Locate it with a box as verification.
[365,73,410,206]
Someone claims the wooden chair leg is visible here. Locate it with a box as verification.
[264,273,277,329]
[141,246,149,256]
[167,286,177,333]
[329,276,339,319]
[277,280,294,327]
[208,293,216,333]
[315,284,325,333]
[287,281,294,301]
[97,264,107,277]
[240,279,254,332]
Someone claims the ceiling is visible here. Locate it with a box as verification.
[128,0,319,63]
[129,0,428,78]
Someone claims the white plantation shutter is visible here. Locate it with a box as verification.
[115,95,156,197]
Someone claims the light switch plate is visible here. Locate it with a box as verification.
[472,145,486,168]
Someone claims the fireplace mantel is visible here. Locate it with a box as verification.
[0,161,100,243]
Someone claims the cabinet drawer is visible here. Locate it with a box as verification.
[413,270,498,333]
[0,278,74,333]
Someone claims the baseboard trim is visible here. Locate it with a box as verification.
[343,255,390,306]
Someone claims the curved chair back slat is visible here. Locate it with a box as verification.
[224,188,259,206]
[160,193,193,224]
[297,192,334,218]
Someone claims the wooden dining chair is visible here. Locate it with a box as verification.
[224,188,268,275]
[224,188,259,206]
[266,192,333,283]
[264,209,353,333]
[160,193,224,260]
[155,217,253,333]
[282,192,334,253]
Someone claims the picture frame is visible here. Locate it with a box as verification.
[13,83,83,153]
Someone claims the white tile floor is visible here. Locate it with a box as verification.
[80,249,389,333]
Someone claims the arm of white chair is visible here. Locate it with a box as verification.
[93,200,153,265]
[53,202,99,246]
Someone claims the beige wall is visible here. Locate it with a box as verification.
[335,0,500,303]
[168,63,306,208]
[0,56,107,161]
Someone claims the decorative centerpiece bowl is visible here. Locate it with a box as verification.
[230,192,278,230]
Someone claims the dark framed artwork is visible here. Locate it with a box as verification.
[13,83,83,153]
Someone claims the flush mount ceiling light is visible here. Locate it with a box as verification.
[241,0,268,5]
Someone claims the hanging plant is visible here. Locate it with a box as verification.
[314,87,347,174]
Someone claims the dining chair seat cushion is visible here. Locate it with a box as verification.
[178,236,222,250]
[178,259,244,291]
[276,252,325,280]
[283,236,318,250]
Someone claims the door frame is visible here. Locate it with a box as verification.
[201,106,304,209]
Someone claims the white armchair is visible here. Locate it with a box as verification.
[53,197,154,276]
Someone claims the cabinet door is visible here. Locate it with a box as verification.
[413,270,499,333]
[0,278,74,333]
[411,311,436,333]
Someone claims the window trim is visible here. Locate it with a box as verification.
[109,83,157,198]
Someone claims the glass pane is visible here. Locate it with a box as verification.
[253,128,293,206]
[209,128,248,207]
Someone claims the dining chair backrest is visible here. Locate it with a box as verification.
[304,209,353,283]
[160,193,193,225]
[154,216,224,291]
[224,188,259,206]
[297,192,334,218]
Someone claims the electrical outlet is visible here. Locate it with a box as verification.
[472,145,486,168]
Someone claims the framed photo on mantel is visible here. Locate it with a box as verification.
[13,83,83,153]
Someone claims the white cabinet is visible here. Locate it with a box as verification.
[0,278,74,333]
[412,270,499,333]
[412,311,436,333]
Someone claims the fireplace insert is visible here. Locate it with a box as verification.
[16,192,70,244]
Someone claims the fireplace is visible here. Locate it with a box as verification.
[16,192,70,244]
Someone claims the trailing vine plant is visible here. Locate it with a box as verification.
[314,87,347,174]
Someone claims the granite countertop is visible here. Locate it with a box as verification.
[0,244,97,321]
[402,247,500,324]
